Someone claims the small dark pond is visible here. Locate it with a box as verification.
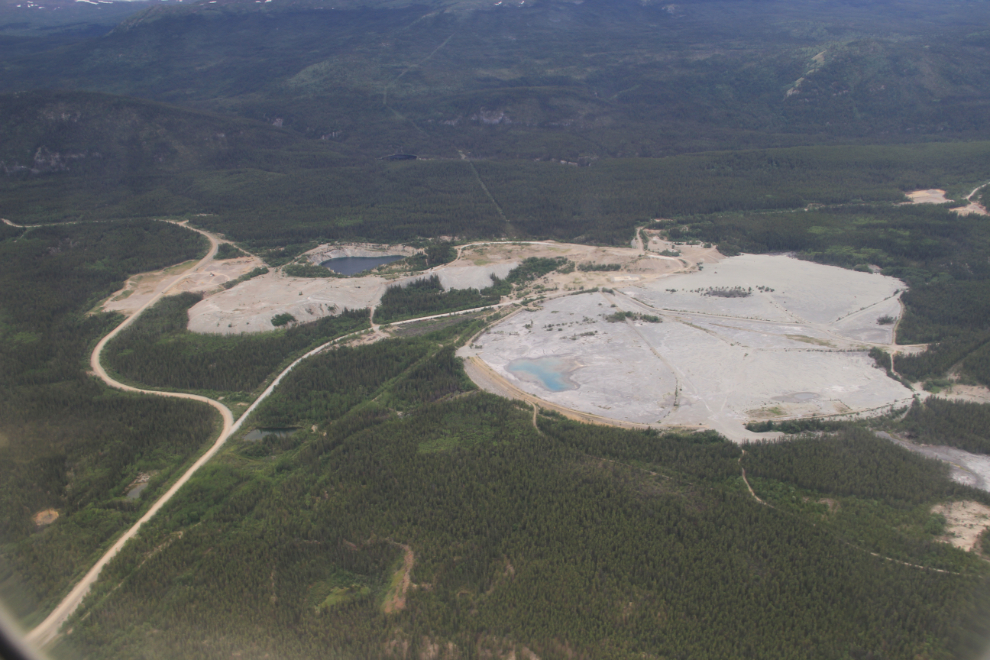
[126,482,150,500]
[320,255,405,275]
[245,428,299,442]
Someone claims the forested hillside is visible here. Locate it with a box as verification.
[6,0,990,158]
[49,335,990,660]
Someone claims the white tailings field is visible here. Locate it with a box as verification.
[187,272,390,333]
[187,261,519,334]
[460,254,914,441]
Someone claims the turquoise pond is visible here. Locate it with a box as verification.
[507,357,577,392]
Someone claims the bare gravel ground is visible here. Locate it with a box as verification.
[905,189,949,204]
[184,240,714,335]
[465,255,914,441]
[626,254,904,339]
[187,270,389,334]
[931,501,990,551]
[103,255,264,316]
[461,293,679,425]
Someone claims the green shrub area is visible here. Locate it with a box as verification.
[270,313,296,327]
[105,293,369,394]
[402,244,457,271]
[899,398,990,455]
[605,311,661,323]
[0,220,218,622]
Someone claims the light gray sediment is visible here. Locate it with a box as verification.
[876,432,990,493]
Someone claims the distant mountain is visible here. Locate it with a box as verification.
[4,0,990,160]
[0,0,167,37]
[0,89,316,177]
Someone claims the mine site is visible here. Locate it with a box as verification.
[100,228,925,441]
[459,253,914,440]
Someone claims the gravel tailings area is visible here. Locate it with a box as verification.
[877,432,990,493]
[464,255,914,441]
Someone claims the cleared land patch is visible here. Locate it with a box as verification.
[931,501,990,552]
[905,189,950,204]
[104,254,264,317]
[462,255,913,441]
[184,240,712,334]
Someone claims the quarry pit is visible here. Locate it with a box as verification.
[458,254,914,441]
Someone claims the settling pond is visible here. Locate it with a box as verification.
[507,357,578,392]
[321,256,405,275]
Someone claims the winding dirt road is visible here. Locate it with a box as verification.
[25,223,370,649]
[26,223,233,648]
[24,225,534,650]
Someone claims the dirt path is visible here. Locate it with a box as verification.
[464,158,511,231]
[738,451,766,506]
[955,182,990,216]
[966,183,987,200]
[632,228,644,253]
[26,224,229,648]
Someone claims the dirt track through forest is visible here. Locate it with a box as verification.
[24,229,533,649]
[24,222,371,649]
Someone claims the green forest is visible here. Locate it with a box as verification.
[375,276,498,324]
[898,398,990,456]
[105,293,369,397]
[0,221,220,625]
[47,333,990,660]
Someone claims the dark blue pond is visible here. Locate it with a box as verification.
[320,255,405,275]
